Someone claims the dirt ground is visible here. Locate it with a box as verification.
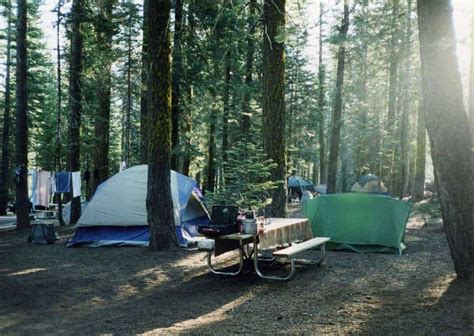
[0,205,473,335]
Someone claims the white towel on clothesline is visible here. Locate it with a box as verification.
[72,171,81,198]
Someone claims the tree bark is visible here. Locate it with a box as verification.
[469,2,474,141]
[317,1,326,185]
[384,0,401,190]
[262,0,287,217]
[399,0,413,198]
[92,0,116,196]
[413,91,426,200]
[140,0,149,164]
[124,1,133,166]
[67,0,84,225]
[326,0,349,194]
[14,0,30,229]
[0,0,12,216]
[241,0,256,136]
[171,0,183,171]
[418,0,474,280]
[56,0,66,226]
[222,50,231,166]
[145,0,177,250]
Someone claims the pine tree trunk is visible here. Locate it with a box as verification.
[418,0,474,280]
[205,106,216,193]
[241,0,256,136]
[181,4,196,177]
[140,0,149,164]
[181,86,192,176]
[469,1,474,141]
[384,0,400,190]
[222,50,231,167]
[171,0,183,171]
[413,92,426,200]
[145,0,177,250]
[14,0,30,229]
[0,0,12,216]
[124,2,133,167]
[67,0,84,225]
[205,8,224,194]
[399,0,413,198]
[326,0,349,194]
[262,0,286,217]
[92,0,115,196]
[56,0,65,226]
[317,1,326,185]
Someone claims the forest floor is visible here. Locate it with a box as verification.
[0,204,473,335]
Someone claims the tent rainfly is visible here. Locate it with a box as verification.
[67,165,210,247]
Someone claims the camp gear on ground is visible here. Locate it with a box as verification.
[29,223,58,244]
[66,165,210,247]
[304,193,411,254]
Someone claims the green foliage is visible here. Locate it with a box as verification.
[411,198,442,225]
[206,141,278,211]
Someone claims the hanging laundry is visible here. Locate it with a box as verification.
[29,170,38,206]
[56,172,71,193]
[36,171,52,207]
[119,161,127,172]
[51,174,57,194]
[72,172,81,198]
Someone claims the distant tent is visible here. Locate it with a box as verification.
[288,175,315,199]
[314,184,327,195]
[351,174,387,194]
[66,165,210,247]
[304,193,412,254]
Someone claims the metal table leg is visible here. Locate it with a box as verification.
[253,236,296,281]
[207,244,244,276]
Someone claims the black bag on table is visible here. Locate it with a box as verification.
[197,205,239,236]
[29,223,58,245]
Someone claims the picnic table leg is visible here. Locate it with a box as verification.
[293,243,326,266]
[207,245,244,276]
[253,236,296,281]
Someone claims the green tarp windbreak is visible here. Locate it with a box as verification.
[303,193,412,255]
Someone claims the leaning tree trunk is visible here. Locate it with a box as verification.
[92,0,116,196]
[418,0,474,280]
[262,0,287,217]
[326,0,349,194]
[0,0,12,216]
[145,0,177,250]
[67,0,84,225]
[14,0,30,229]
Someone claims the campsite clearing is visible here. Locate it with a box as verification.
[0,206,472,335]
